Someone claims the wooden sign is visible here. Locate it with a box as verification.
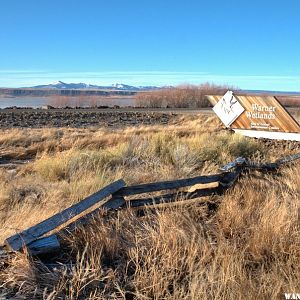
[207,91,300,141]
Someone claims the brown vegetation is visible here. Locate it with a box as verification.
[277,96,300,107]
[135,83,238,108]
[0,115,300,299]
[135,83,300,109]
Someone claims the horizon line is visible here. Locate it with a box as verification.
[1,71,300,92]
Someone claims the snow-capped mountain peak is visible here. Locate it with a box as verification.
[30,82,161,91]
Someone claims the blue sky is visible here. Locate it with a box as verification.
[1,0,300,91]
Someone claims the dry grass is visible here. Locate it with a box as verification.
[0,114,300,299]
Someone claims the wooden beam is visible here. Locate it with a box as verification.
[220,157,246,172]
[219,170,241,187]
[5,179,126,251]
[63,195,126,233]
[220,152,300,172]
[276,152,300,165]
[36,189,218,255]
[26,195,126,254]
[186,182,219,193]
[125,187,222,208]
[114,174,223,197]
[27,235,60,255]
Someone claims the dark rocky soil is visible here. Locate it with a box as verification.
[256,138,300,152]
[0,109,176,128]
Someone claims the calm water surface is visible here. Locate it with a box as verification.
[0,96,135,108]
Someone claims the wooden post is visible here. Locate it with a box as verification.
[27,235,60,255]
[115,174,223,196]
[5,179,126,251]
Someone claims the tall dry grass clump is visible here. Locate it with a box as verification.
[135,82,238,108]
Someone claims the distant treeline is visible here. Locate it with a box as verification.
[134,83,238,108]
[135,84,300,108]
[276,96,300,107]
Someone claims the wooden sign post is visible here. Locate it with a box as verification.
[207,91,300,141]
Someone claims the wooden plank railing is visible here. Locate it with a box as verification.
[3,152,300,255]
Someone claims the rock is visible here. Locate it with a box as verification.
[41,105,55,109]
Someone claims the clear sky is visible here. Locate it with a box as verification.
[1,0,300,91]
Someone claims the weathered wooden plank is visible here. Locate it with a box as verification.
[5,179,126,251]
[31,196,126,251]
[246,152,300,171]
[114,174,224,197]
[186,182,219,193]
[126,187,222,208]
[219,170,241,187]
[27,235,60,255]
[64,195,126,233]
[248,162,278,171]
[6,188,221,256]
[276,152,300,165]
[220,157,247,172]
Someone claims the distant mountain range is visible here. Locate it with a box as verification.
[1,82,300,98]
[28,82,300,95]
[30,81,161,91]
[243,89,300,95]
[0,82,164,97]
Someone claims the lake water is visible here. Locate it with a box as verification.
[0,96,136,108]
